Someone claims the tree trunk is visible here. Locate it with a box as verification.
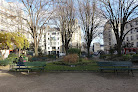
[18,48,21,57]
[34,39,38,56]
[87,46,90,58]
[34,46,38,56]
[0,50,4,60]
[117,41,122,56]
[65,45,68,55]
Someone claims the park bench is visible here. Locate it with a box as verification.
[14,62,46,73]
[97,61,135,76]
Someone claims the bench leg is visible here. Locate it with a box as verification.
[28,70,29,74]
[128,70,130,75]
[116,70,118,75]
[100,69,103,73]
[131,69,134,77]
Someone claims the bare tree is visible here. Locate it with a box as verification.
[99,0,138,55]
[78,0,101,57]
[55,0,78,54]
[20,0,54,56]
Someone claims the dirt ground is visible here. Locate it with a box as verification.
[0,68,138,92]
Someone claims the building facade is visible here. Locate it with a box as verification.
[123,18,138,47]
[70,19,81,49]
[44,26,62,55]
[42,24,81,55]
[103,21,116,52]
[103,17,138,53]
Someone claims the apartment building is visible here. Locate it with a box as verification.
[124,17,138,47]
[70,19,81,49]
[43,26,61,55]
[103,21,116,52]
[103,17,138,52]
[41,19,81,55]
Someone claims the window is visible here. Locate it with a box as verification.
[131,30,133,34]
[48,33,49,35]
[137,35,138,40]
[48,47,50,49]
[127,37,129,41]
[136,28,138,32]
[52,47,56,49]
[136,20,138,25]
[57,37,59,40]
[109,34,110,37]
[109,42,111,45]
[137,42,138,47]
[131,42,134,47]
[48,38,49,40]
[109,38,111,41]
[131,42,134,45]
[52,32,56,35]
[58,47,59,49]
[131,36,133,40]
[48,51,50,55]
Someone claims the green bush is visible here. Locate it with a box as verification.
[122,54,132,61]
[131,54,138,63]
[0,57,15,66]
[0,56,2,61]
[133,54,138,57]
[8,53,18,58]
[100,54,111,59]
[68,48,81,55]
[45,55,56,58]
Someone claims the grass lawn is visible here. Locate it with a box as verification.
[45,58,99,71]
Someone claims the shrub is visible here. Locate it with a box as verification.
[68,48,81,55]
[45,55,56,58]
[100,54,111,59]
[63,54,79,63]
[131,54,138,63]
[0,57,15,66]
[8,53,18,58]
[133,54,138,57]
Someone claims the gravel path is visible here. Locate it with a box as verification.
[0,70,138,92]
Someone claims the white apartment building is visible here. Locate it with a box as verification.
[41,19,81,55]
[103,17,138,52]
[44,26,61,55]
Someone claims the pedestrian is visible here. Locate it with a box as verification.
[19,56,23,62]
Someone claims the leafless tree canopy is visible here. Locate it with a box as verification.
[55,0,78,54]
[78,0,101,57]
[99,0,138,55]
[20,0,54,56]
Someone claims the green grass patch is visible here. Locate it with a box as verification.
[45,59,98,71]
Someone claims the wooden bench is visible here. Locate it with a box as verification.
[15,62,46,73]
[97,61,135,76]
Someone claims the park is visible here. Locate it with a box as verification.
[0,0,138,92]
